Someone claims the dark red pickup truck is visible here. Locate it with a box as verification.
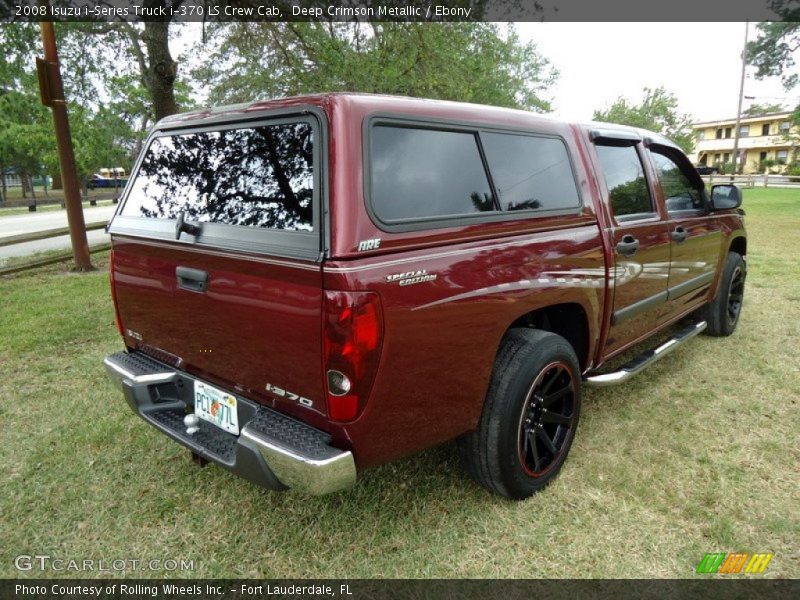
[104,94,746,499]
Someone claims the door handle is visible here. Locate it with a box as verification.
[176,266,209,292]
[671,226,688,243]
[616,235,639,257]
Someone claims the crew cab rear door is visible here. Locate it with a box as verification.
[592,133,672,355]
[107,112,329,418]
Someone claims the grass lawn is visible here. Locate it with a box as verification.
[0,188,797,579]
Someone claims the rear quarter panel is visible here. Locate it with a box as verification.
[324,97,608,468]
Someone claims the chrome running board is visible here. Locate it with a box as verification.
[584,321,707,387]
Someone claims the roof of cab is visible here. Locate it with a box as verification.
[156,92,680,150]
[155,92,565,130]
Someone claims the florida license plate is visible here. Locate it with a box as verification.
[194,381,239,435]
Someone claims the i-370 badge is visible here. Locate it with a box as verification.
[386,269,438,286]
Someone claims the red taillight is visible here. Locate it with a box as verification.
[323,291,383,422]
[109,250,124,337]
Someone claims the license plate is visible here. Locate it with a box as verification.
[194,381,239,435]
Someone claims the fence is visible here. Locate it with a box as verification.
[701,173,800,189]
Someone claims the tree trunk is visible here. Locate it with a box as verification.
[28,173,37,200]
[142,21,179,120]
[21,172,28,199]
[0,164,5,205]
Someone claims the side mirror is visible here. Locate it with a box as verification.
[710,184,742,210]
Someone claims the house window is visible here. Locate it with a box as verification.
[725,127,732,138]
[762,123,770,136]
[739,125,749,137]
[716,128,723,139]
[714,153,721,162]
[779,121,791,134]
[723,153,730,163]
[759,151,768,161]
[776,149,789,164]
[697,130,705,141]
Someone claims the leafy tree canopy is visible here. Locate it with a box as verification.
[194,22,557,112]
[747,20,800,91]
[592,86,695,153]
[742,102,789,116]
[746,18,800,145]
[0,21,192,194]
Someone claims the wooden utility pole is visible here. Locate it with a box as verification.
[37,19,94,271]
[732,22,749,176]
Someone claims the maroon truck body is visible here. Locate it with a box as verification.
[105,94,746,496]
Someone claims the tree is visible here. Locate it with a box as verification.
[195,22,556,112]
[742,102,787,116]
[747,19,800,165]
[0,21,169,200]
[75,0,187,121]
[593,87,695,153]
[0,24,55,203]
[747,20,800,91]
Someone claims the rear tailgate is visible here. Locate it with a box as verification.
[107,111,328,418]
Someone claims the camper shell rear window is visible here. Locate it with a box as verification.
[109,114,323,260]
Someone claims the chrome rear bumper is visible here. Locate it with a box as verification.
[104,351,356,495]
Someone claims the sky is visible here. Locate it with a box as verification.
[517,22,798,122]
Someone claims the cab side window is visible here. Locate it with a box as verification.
[648,148,704,213]
[595,144,653,220]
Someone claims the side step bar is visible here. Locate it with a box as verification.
[584,321,707,387]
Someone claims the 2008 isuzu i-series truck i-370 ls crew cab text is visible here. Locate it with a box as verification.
[104,94,747,499]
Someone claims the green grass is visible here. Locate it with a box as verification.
[0,189,798,579]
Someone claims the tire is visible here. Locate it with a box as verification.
[458,329,582,499]
[702,251,746,337]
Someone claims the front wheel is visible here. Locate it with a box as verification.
[702,251,746,337]
[459,329,581,499]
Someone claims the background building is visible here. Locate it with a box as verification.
[692,112,798,174]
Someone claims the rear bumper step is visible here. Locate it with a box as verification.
[103,351,356,495]
[584,321,707,387]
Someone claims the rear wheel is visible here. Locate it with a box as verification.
[702,251,746,337]
[459,329,581,499]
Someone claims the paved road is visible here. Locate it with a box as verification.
[0,205,117,261]
[0,204,117,236]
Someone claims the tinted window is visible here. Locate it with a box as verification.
[122,122,314,231]
[370,126,495,221]
[595,145,652,218]
[648,149,704,212]
[481,133,580,212]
